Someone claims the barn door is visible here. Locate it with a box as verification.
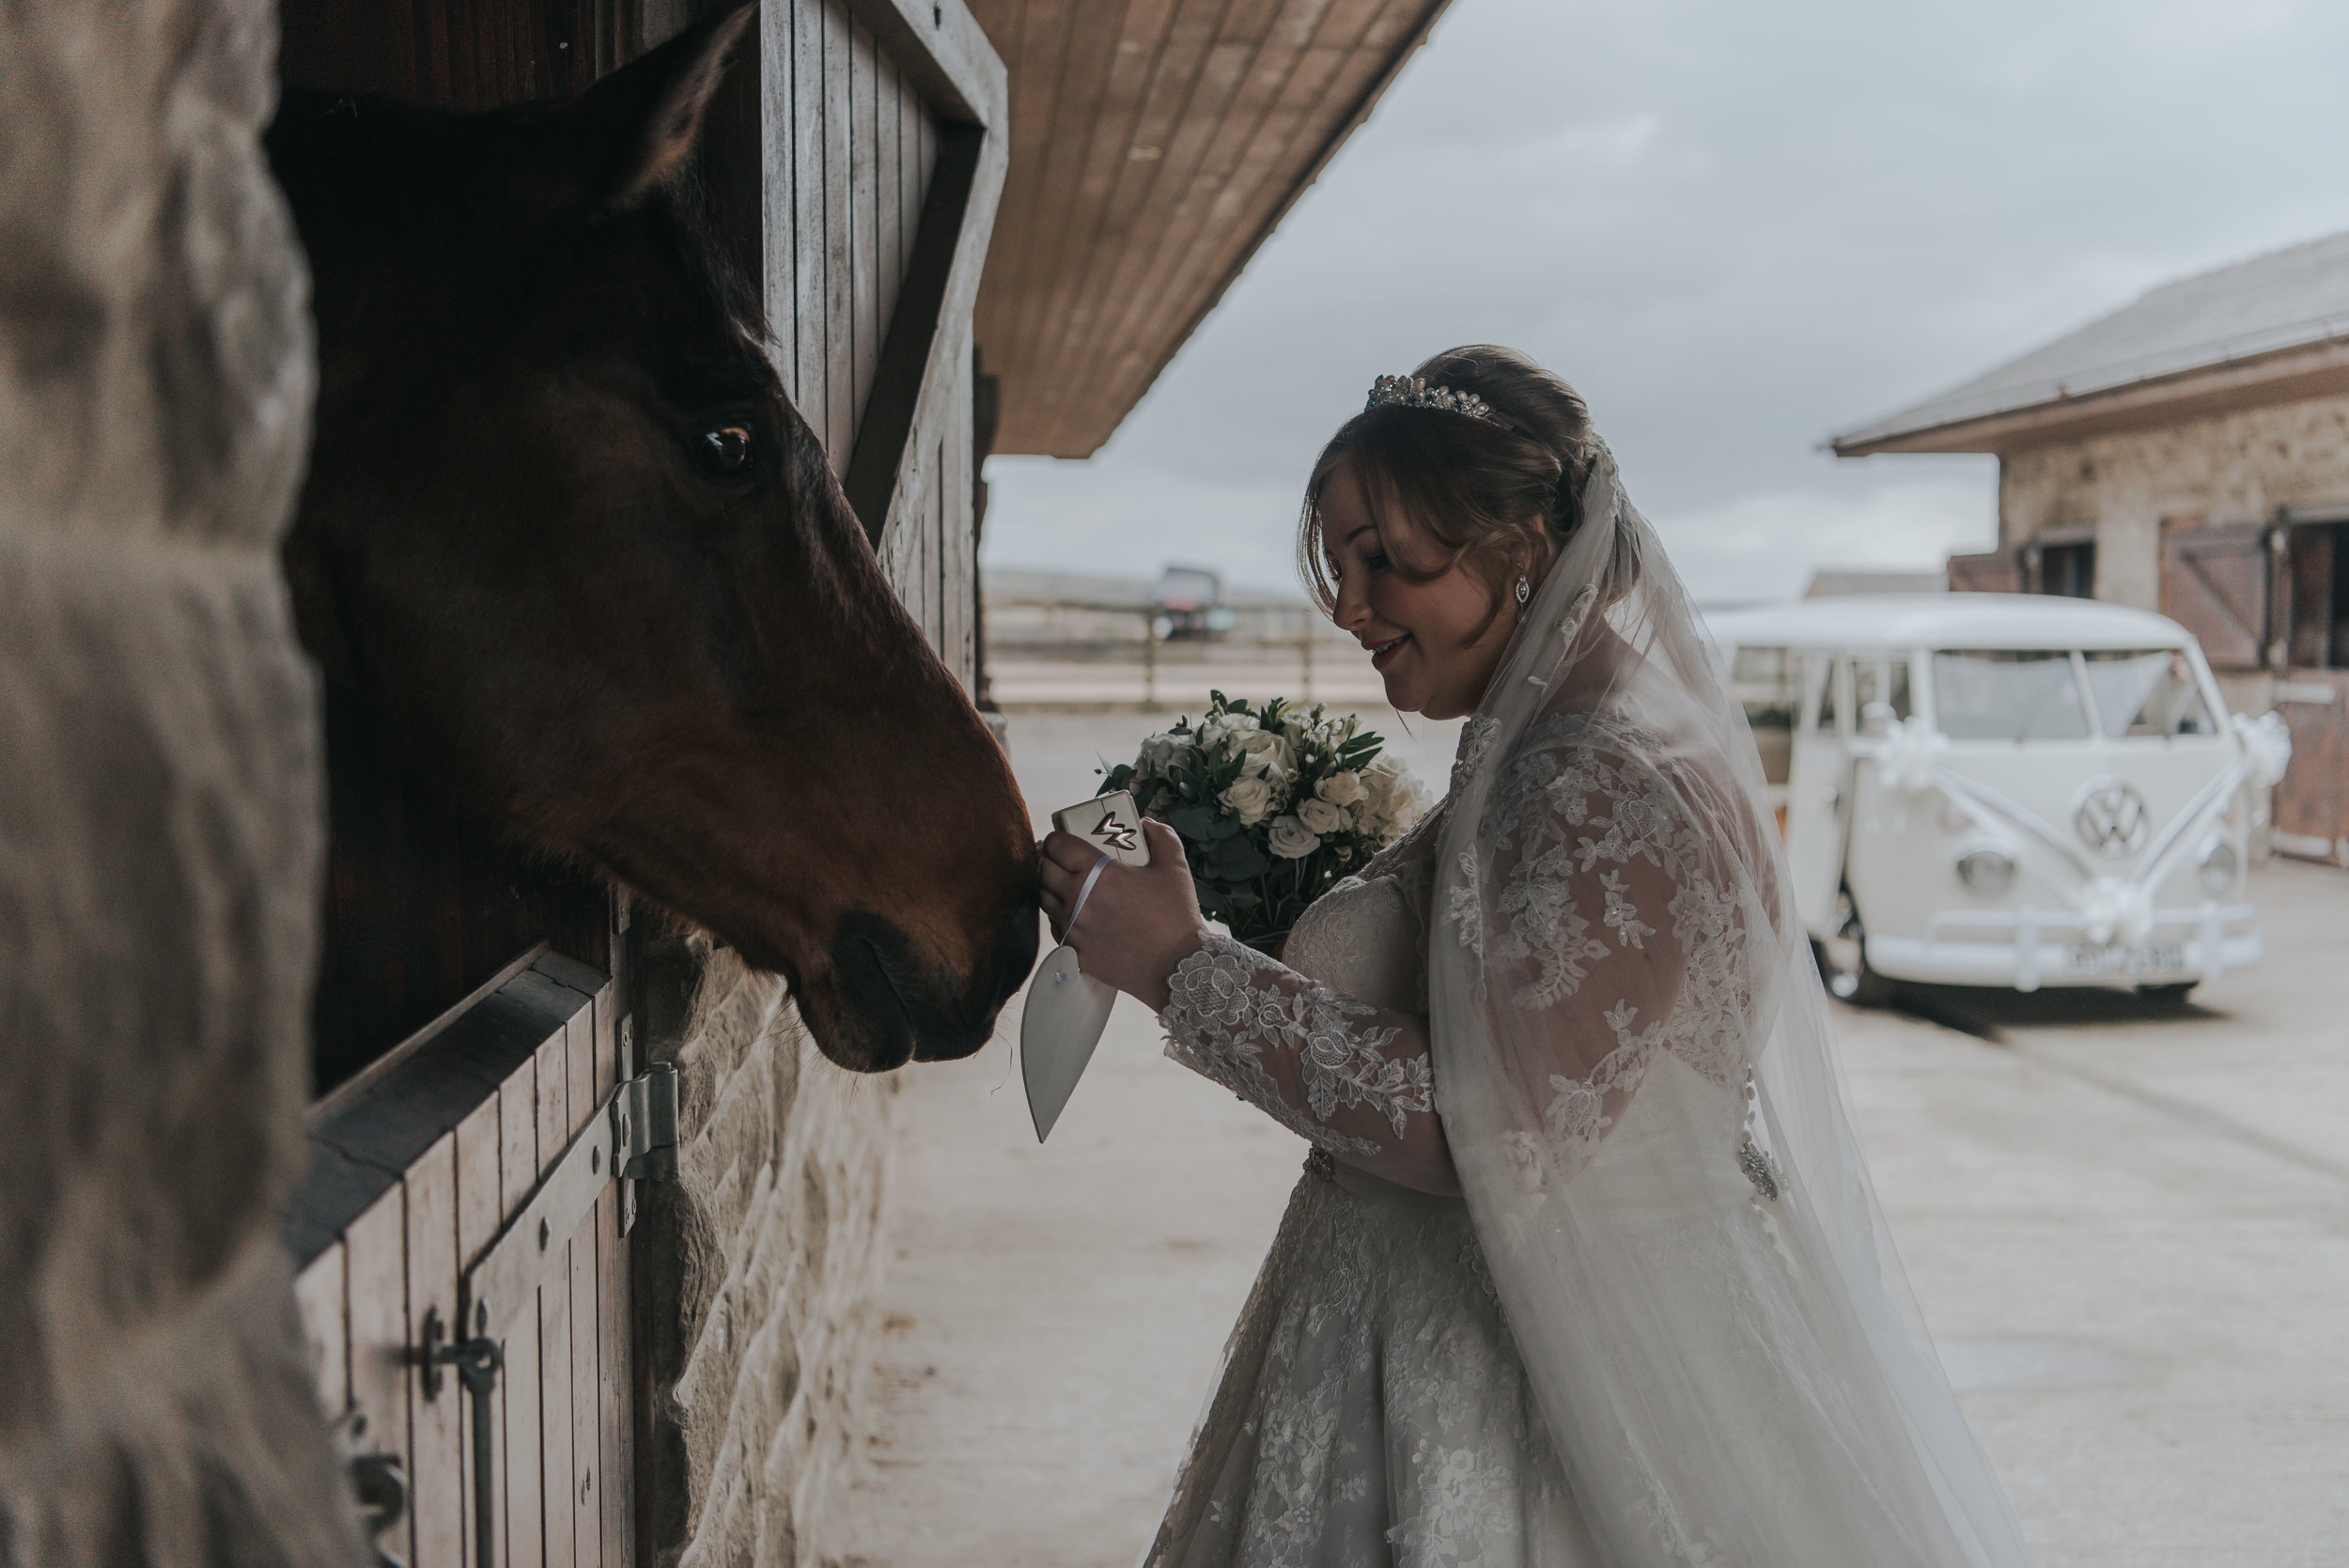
[753,0,1007,690]
[2271,517,2349,864]
[290,916,662,1568]
[2162,521,2279,673]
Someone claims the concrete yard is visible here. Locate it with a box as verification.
[833,711,2349,1568]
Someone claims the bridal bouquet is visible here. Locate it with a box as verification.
[1098,691,1430,945]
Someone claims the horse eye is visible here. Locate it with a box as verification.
[695,424,755,480]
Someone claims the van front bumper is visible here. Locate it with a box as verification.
[1865,901,2261,991]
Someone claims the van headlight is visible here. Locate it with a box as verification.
[1957,848,2015,894]
[2198,838,2238,895]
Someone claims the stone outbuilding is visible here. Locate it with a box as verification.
[1830,232,2349,868]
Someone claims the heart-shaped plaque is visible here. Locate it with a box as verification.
[1020,942,1117,1141]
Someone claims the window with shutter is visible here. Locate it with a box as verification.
[2160,522,2272,671]
[2284,521,2347,670]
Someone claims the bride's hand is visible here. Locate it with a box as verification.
[1037,819,1208,1012]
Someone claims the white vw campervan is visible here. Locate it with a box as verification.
[1706,595,2292,1002]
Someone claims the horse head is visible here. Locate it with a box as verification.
[268,7,1037,1072]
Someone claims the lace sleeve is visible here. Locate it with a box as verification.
[1468,717,1768,1190]
[1159,933,1456,1195]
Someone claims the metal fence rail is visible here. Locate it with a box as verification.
[984,597,1380,708]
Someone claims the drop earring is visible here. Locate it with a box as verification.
[1515,573,1532,606]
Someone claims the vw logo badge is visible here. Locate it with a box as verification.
[2075,778,2151,858]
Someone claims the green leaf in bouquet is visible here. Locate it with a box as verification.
[1164,803,1218,841]
[1225,890,1261,910]
[1208,836,1269,881]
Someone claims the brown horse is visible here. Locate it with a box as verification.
[267,6,1036,1073]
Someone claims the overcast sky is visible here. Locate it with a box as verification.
[977,0,2349,604]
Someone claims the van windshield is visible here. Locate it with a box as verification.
[2080,648,2219,737]
[1931,650,2092,740]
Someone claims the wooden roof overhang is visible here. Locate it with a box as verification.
[1830,333,2349,458]
[970,0,1454,458]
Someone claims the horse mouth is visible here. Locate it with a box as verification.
[819,906,1035,1072]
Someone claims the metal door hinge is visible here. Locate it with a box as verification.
[462,1063,677,1344]
[615,1062,677,1181]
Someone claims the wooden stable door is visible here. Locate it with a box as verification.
[2272,519,2349,864]
[291,937,654,1568]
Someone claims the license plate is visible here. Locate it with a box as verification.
[2064,943,2185,978]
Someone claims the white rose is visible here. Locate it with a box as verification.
[1315,770,1365,807]
[1136,731,1190,775]
[1235,728,1295,779]
[1266,815,1322,860]
[1296,795,1349,835]
[1207,711,1259,746]
[1219,774,1275,826]
[1377,767,1431,833]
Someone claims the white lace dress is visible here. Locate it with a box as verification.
[1146,799,1604,1568]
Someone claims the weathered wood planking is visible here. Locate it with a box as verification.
[499,1050,546,1568]
[292,955,624,1568]
[282,0,639,107]
[407,1134,465,1566]
[454,1094,503,1568]
[758,0,982,684]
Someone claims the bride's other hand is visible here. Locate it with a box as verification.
[1037,819,1207,1012]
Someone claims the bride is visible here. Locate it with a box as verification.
[1038,346,2034,1568]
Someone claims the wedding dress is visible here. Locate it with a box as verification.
[1145,442,2033,1568]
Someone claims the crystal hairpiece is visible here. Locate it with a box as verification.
[1364,374,1501,425]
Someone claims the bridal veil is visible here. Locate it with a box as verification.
[1428,435,2033,1567]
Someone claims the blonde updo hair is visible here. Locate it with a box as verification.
[1299,345,1601,643]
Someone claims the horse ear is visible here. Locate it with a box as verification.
[561,2,754,212]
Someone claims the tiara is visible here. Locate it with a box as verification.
[1364,374,1500,425]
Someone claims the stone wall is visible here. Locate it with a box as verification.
[1999,395,2349,613]
[638,940,898,1568]
[0,0,364,1562]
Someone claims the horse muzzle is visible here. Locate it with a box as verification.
[812,903,1039,1072]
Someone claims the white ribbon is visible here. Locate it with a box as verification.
[1853,715,1949,796]
[1855,709,2283,947]
[2231,709,2294,789]
[1065,852,1112,938]
[2078,877,2157,947]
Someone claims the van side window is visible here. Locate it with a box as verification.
[1812,658,1843,735]
[1731,646,1797,784]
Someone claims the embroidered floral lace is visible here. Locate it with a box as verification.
[1158,710,1764,1203]
[1159,813,1455,1192]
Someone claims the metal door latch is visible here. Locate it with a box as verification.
[349,1451,409,1568]
[431,1335,503,1568]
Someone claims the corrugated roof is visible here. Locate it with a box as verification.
[1831,229,2349,454]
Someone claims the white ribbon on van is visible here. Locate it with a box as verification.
[1855,714,1948,795]
[1853,707,2293,952]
